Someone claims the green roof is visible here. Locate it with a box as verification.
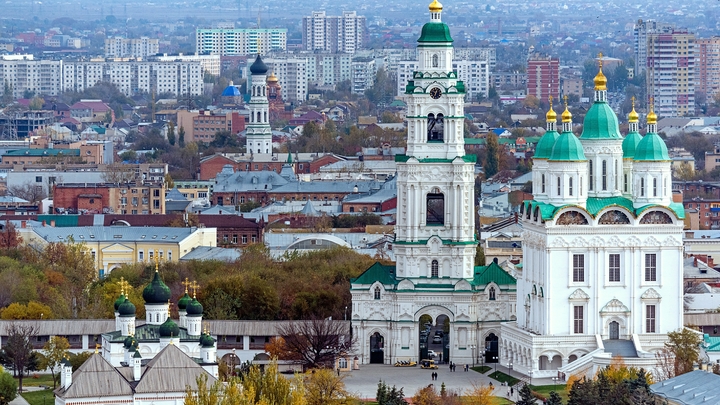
[704,334,720,352]
[622,131,643,159]
[104,323,199,342]
[351,262,398,285]
[533,130,560,159]
[634,132,670,161]
[418,22,453,43]
[549,131,586,161]
[580,101,622,140]
[524,196,685,221]
[471,261,517,286]
[142,271,172,304]
[3,149,80,157]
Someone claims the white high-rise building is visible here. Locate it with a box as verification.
[245,55,272,155]
[396,59,490,101]
[302,11,366,54]
[0,58,62,98]
[633,19,674,75]
[253,57,308,102]
[195,28,287,56]
[351,0,516,367]
[104,37,160,58]
[500,63,684,378]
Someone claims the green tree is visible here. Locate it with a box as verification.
[546,391,563,405]
[43,239,96,318]
[42,336,70,388]
[484,133,500,177]
[515,384,536,405]
[28,97,45,110]
[178,126,186,148]
[1,81,12,106]
[68,352,92,372]
[475,245,486,266]
[377,380,408,405]
[167,122,176,146]
[0,370,17,405]
[2,323,35,391]
[666,328,701,376]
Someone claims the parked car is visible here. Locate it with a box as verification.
[434,330,444,336]
[427,350,437,358]
[432,336,442,344]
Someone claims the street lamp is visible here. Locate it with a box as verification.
[493,355,498,373]
[470,345,476,367]
[507,361,513,371]
[552,376,558,386]
[344,306,348,321]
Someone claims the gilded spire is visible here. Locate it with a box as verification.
[191,281,199,299]
[561,95,572,123]
[182,277,191,294]
[546,95,557,122]
[593,52,608,91]
[647,97,657,125]
[154,249,160,272]
[429,0,443,12]
[628,96,639,123]
[168,300,172,316]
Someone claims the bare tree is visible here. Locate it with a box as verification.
[277,319,355,369]
[684,281,704,311]
[7,181,47,204]
[100,164,136,184]
[654,348,675,381]
[2,323,37,391]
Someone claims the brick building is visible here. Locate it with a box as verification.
[527,55,560,102]
[176,110,246,144]
[53,182,166,215]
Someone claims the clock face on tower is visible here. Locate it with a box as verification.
[430,87,442,99]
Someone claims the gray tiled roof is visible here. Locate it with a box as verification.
[272,180,381,194]
[134,344,217,393]
[180,246,242,262]
[54,354,134,398]
[32,226,196,243]
[215,170,291,193]
[650,370,720,404]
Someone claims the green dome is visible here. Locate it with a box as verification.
[200,332,215,348]
[622,131,643,159]
[118,298,136,317]
[634,132,670,161]
[159,317,180,338]
[142,272,171,305]
[128,339,138,352]
[580,102,622,140]
[178,293,191,311]
[418,22,453,43]
[549,131,587,161]
[114,293,126,311]
[186,297,203,317]
[534,130,560,159]
[123,335,134,348]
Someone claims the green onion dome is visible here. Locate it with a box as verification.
[123,335,134,349]
[118,298,136,317]
[418,22,453,43]
[622,131,643,159]
[549,131,587,161]
[186,298,203,317]
[114,293,126,311]
[128,339,138,352]
[200,332,215,348]
[580,101,622,140]
[534,130,560,159]
[159,317,180,338]
[634,132,670,162]
[142,271,171,305]
[178,293,191,311]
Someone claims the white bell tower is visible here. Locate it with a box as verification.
[246,54,272,154]
[395,0,476,280]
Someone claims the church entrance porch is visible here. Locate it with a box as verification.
[369,332,385,364]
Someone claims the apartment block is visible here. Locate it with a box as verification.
[176,110,246,144]
[697,37,720,99]
[302,11,366,54]
[196,28,287,56]
[104,37,160,58]
[646,29,695,117]
[302,52,353,86]
[526,55,560,102]
[634,19,675,74]
[0,57,62,98]
[491,72,527,89]
[153,54,221,76]
[253,57,308,102]
[53,181,167,215]
[561,76,584,98]
[396,59,490,101]
[352,57,376,95]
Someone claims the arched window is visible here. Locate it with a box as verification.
[426,191,444,225]
[557,176,561,196]
[541,174,546,193]
[602,160,607,191]
[569,177,574,196]
[489,287,496,301]
[653,178,658,197]
[374,287,381,300]
[589,160,594,191]
[431,260,439,277]
[432,54,439,68]
[427,113,444,142]
[640,178,645,197]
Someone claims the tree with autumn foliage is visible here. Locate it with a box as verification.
[304,368,355,405]
[0,222,21,249]
[464,383,495,405]
[264,337,298,361]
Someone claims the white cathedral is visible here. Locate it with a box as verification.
[351,0,684,377]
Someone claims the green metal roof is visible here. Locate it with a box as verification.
[104,323,199,342]
[580,101,622,140]
[4,149,80,157]
[622,131,643,159]
[585,197,635,216]
[524,196,685,221]
[351,262,398,285]
[704,334,720,352]
[36,215,80,227]
[533,130,559,159]
[549,131,586,161]
[634,132,670,161]
[418,22,453,43]
[471,261,517,286]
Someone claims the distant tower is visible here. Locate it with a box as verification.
[246,55,272,154]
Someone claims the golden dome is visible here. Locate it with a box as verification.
[647,104,657,125]
[267,71,278,83]
[546,96,557,122]
[561,104,572,123]
[429,0,443,12]
[628,96,639,123]
[594,53,607,91]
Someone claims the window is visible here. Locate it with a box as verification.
[640,178,645,196]
[646,305,656,333]
[589,160,594,190]
[541,174,546,193]
[432,54,439,68]
[426,193,444,225]
[573,254,585,282]
[645,254,657,282]
[242,235,248,244]
[431,260,439,277]
[232,235,237,244]
[653,178,657,197]
[374,287,381,300]
[35,176,42,183]
[573,305,584,333]
[167,251,172,261]
[149,251,154,260]
[557,176,561,196]
[609,254,620,282]
[602,160,607,190]
[338,357,348,369]
[569,177,573,196]
[615,160,618,190]
[624,173,628,192]
[489,287,496,301]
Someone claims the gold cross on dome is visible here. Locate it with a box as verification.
[598,52,603,69]
[564,95,568,107]
[631,96,636,108]
[182,277,191,294]
[119,276,128,295]
[190,281,200,298]
[548,95,553,107]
